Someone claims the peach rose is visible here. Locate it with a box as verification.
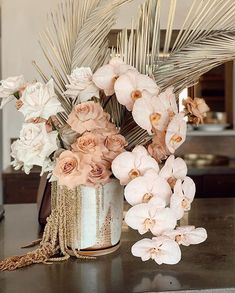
[71,132,105,161]
[148,130,170,163]
[103,134,128,161]
[86,161,112,187]
[67,101,107,134]
[53,150,91,189]
[183,97,209,124]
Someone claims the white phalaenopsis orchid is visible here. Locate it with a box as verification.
[111,145,159,185]
[93,57,136,96]
[0,75,25,109]
[11,123,58,174]
[114,71,159,111]
[19,79,63,120]
[163,226,207,246]
[125,203,177,235]
[132,87,178,134]
[159,155,188,189]
[124,169,172,206]
[65,67,99,101]
[131,236,181,265]
[170,177,196,220]
[165,112,187,153]
[132,93,169,134]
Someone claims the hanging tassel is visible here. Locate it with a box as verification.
[0,243,57,271]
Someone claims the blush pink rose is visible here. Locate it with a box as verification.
[86,161,112,187]
[103,134,128,161]
[71,132,105,161]
[53,150,91,189]
[148,130,170,163]
[67,101,107,134]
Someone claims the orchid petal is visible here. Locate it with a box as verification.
[111,151,136,185]
[92,64,116,96]
[165,113,187,153]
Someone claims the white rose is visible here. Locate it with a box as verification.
[19,79,63,120]
[0,75,25,109]
[11,123,58,174]
[65,67,99,102]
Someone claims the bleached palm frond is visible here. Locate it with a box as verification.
[34,0,130,113]
[117,0,235,95]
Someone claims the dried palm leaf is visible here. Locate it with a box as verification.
[117,0,235,95]
[34,0,131,115]
[116,0,235,147]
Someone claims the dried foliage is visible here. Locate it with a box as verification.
[117,0,235,95]
[34,0,130,114]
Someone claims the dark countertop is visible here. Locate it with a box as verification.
[1,199,235,293]
[188,160,235,176]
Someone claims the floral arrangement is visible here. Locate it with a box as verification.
[0,56,208,265]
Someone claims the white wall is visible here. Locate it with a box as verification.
[1,0,58,169]
[0,0,207,169]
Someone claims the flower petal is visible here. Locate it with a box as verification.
[92,64,116,96]
[131,238,155,261]
[165,113,187,153]
[111,151,135,185]
[125,203,150,234]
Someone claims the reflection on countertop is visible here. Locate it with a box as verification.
[1,199,235,292]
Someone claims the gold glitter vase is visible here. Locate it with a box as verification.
[54,179,124,256]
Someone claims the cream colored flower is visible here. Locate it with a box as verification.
[0,75,25,109]
[125,203,177,235]
[92,57,136,96]
[111,145,159,185]
[11,123,58,174]
[159,155,188,189]
[124,170,172,206]
[170,177,196,220]
[65,67,99,101]
[114,71,159,111]
[163,226,207,246]
[165,112,187,153]
[132,236,181,265]
[133,86,177,135]
[19,79,63,120]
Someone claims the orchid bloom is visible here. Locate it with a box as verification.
[158,87,178,115]
[125,203,177,235]
[124,169,172,206]
[131,236,181,265]
[163,226,207,246]
[92,57,135,96]
[132,93,169,134]
[114,71,159,111]
[111,145,159,185]
[170,177,196,220]
[165,112,187,153]
[159,155,188,189]
[132,87,178,135]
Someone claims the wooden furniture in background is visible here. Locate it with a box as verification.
[189,61,234,127]
[2,167,40,204]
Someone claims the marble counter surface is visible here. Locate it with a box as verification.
[0,199,235,293]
